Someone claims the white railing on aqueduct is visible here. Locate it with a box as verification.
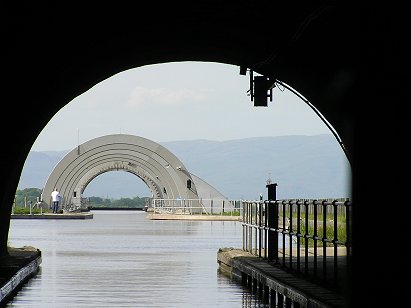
[150,198,243,216]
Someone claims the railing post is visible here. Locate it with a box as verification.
[266,183,278,263]
[260,194,263,256]
[242,202,246,251]
[313,199,318,278]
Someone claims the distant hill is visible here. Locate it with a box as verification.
[18,150,69,188]
[18,134,351,200]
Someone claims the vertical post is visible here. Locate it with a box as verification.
[304,200,309,274]
[313,200,318,278]
[259,199,262,257]
[242,202,246,251]
[289,200,293,269]
[282,200,286,266]
[296,200,301,272]
[254,202,258,255]
[266,183,278,262]
[264,200,268,260]
[248,203,252,252]
[322,200,328,282]
[345,199,352,299]
[333,200,339,287]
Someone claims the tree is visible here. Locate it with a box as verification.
[15,188,42,207]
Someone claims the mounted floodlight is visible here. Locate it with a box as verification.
[239,65,247,75]
[253,75,275,107]
[246,70,275,107]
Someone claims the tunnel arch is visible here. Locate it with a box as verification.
[3,3,410,306]
[1,2,362,260]
[42,134,199,209]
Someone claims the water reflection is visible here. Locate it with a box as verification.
[7,211,268,307]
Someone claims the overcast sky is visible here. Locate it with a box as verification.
[31,61,332,152]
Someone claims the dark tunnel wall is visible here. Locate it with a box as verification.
[1,2,410,307]
[1,2,357,250]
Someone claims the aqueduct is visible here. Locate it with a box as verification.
[42,134,199,209]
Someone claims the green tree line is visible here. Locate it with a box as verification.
[88,196,149,208]
[15,188,149,209]
[15,188,42,206]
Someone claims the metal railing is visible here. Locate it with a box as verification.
[242,184,352,293]
[151,198,242,216]
[64,197,90,212]
[12,196,44,215]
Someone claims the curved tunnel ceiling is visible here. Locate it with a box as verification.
[2,3,409,304]
[42,134,199,207]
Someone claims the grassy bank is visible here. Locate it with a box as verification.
[12,207,50,215]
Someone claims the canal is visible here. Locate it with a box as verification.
[7,210,268,307]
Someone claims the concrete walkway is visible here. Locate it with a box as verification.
[217,247,350,307]
[0,246,42,306]
[11,213,93,219]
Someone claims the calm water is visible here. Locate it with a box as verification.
[7,211,268,307]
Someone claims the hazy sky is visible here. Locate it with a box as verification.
[31,61,332,152]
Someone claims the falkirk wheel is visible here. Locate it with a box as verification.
[42,134,199,209]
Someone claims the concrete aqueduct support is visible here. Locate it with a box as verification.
[42,134,199,210]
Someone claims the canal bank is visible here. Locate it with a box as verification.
[10,213,93,219]
[217,247,349,308]
[0,246,41,307]
[2,213,91,305]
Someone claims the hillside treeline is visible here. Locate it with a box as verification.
[15,188,148,208]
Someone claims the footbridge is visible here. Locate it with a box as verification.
[42,134,224,212]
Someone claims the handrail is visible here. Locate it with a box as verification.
[150,198,243,216]
[241,197,352,293]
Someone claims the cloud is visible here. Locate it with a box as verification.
[127,86,207,109]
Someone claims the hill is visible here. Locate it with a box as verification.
[18,134,351,200]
